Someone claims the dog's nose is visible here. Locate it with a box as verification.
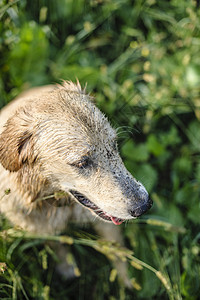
[128,196,153,218]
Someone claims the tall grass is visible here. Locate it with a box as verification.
[0,0,200,299]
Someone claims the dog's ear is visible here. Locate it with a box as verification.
[0,110,36,172]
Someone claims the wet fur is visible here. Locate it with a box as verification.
[0,81,150,233]
[0,81,151,286]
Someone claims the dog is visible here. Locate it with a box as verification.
[0,81,152,283]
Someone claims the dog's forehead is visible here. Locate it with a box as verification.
[36,85,117,159]
[57,90,117,141]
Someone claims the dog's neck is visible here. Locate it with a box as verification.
[14,163,74,210]
[16,164,48,202]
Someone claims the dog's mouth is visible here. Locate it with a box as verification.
[69,190,124,225]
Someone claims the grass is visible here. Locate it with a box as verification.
[0,0,200,299]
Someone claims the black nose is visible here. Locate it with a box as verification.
[128,197,153,218]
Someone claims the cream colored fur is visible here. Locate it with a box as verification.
[0,81,151,234]
[0,81,152,286]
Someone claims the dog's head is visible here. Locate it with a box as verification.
[0,81,152,225]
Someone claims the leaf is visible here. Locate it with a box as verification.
[121,140,149,162]
[147,134,165,156]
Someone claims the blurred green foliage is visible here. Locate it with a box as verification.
[0,0,200,299]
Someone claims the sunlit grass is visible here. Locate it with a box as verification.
[0,0,200,298]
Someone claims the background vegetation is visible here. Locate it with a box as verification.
[0,0,200,299]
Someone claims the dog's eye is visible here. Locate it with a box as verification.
[72,156,91,169]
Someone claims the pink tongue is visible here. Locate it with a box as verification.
[111,217,124,225]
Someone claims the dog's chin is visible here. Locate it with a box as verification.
[69,190,124,225]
